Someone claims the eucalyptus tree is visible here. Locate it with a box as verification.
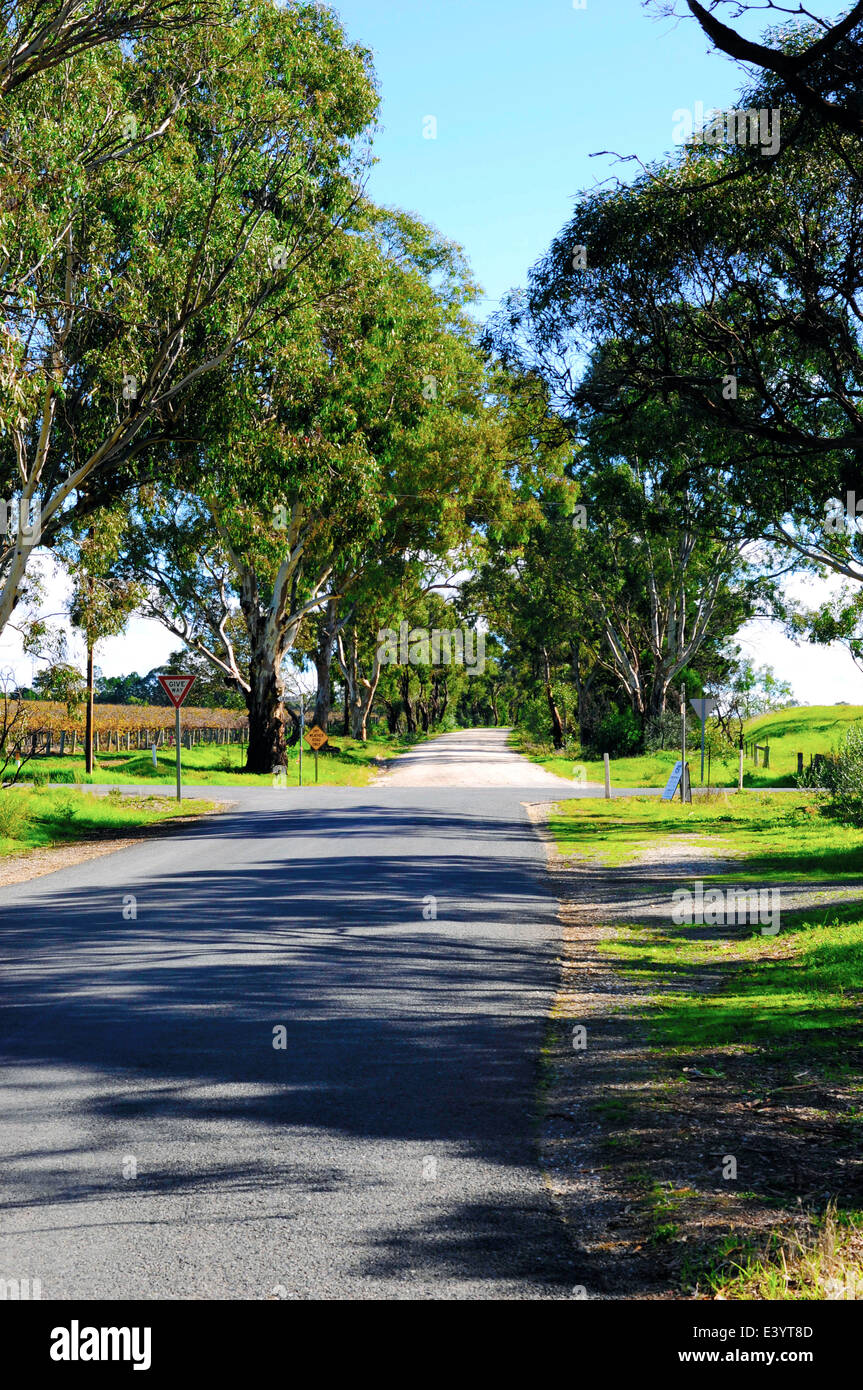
[62,507,142,770]
[0,0,214,95]
[0,0,378,643]
[487,43,863,652]
[124,208,503,769]
[681,0,863,141]
[470,366,770,745]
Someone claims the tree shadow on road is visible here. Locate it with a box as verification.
[0,798,580,1295]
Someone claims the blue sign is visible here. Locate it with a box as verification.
[661,761,683,800]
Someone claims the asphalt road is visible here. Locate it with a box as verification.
[0,732,583,1300]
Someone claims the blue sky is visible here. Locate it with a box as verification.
[6,0,860,701]
[334,0,746,317]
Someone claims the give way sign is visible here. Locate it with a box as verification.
[157,674,196,708]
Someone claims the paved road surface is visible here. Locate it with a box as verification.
[0,731,581,1299]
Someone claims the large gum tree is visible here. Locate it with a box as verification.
[120,208,503,771]
[0,0,377,643]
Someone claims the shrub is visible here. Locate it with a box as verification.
[38,790,81,830]
[799,723,863,825]
[592,705,643,758]
[643,709,683,752]
[517,694,558,745]
[0,790,33,840]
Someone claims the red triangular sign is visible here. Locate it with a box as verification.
[158,674,196,708]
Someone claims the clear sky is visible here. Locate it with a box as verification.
[334,0,746,317]
[4,0,860,702]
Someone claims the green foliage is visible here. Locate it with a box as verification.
[592,704,642,758]
[0,788,32,839]
[32,663,87,716]
[0,0,379,638]
[515,694,558,745]
[800,723,863,826]
[643,709,682,753]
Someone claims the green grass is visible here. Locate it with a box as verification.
[547,790,863,879]
[684,1207,863,1300]
[547,790,863,1058]
[602,908,863,1056]
[747,703,863,777]
[547,783,863,1296]
[512,703,863,789]
[11,730,428,788]
[0,785,220,858]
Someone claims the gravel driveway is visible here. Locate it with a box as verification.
[377,728,584,789]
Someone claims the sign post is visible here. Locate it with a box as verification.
[298,698,304,787]
[157,675,196,801]
[305,724,328,782]
[690,697,719,784]
[681,684,686,800]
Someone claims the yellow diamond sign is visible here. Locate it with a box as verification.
[305,725,328,750]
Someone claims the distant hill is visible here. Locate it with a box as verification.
[744,704,863,775]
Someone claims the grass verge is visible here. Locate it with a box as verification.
[9,731,429,789]
[547,789,863,878]
[544,789,863,1298]
[0,786,220,859]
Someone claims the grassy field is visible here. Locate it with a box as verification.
[746,703,863,778]
[548,791,863,1048]
[547,788,863,1298]
[515,703,863,789]
[548,790,863,879]
[8,730,426,788]
[512,731,751,788]
[0,785,220,859]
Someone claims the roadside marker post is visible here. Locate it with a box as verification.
[157,675,196,801]
[603,752,611,799]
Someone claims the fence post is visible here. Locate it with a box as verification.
[797,752,804,775]
[753,744,759,767]
[763,743,769,769]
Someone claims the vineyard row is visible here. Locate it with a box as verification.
[11,702,249,735]
[10,724,250,756]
